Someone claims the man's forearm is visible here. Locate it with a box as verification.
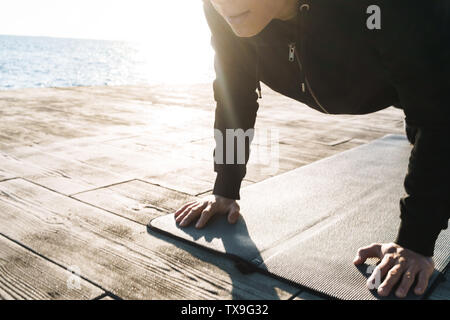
[394,121,450,256]
[212,171,243,200]
[212,126,256,200]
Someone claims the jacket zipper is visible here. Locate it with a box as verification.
[289,42,330,114]
[288,42,306,93]
[288,42,296,62]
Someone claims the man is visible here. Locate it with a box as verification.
[174,0,450,298]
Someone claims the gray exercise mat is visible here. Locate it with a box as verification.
[149,134,450,300]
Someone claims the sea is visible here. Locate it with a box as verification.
[0,34,215,90]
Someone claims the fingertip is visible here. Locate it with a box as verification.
[414,287,423,295]
[377,286,388,296]
[353,255,362,265]
[228,211,240,224]
[195,221,203,229]
[179,219,188,227]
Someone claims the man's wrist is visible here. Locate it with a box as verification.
[394,198,442,257]
[395,218,440,257]
[212,171,242,200]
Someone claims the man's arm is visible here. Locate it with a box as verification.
[354,1,449,297]
[377,1,450,256]
[203,1,260,200]
[368,0,450,254]
[395,122,450,256]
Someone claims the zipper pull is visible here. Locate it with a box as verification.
[301,82,306,93]
[257,81,262,99]
[288,42,296,62]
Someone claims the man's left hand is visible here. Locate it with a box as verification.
[353,242,435,298]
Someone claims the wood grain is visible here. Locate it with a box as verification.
[0,178,299,299]
[1,83,439,300]
[73,179,196,225]
[0,234,103,300]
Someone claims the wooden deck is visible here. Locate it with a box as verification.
[0,83,448,300]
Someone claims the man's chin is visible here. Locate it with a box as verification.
[230,26,261,38]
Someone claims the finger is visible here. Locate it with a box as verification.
[179,202,207,227]
[414,270,431,296]
[174,201,197,221]
[175,202,198,223]
[367,254,396,288]
[195,205,214,229]
[395,268,419,298]
[174,200,197,217]
[227,206,240,224]
[353,243,382,265]
[377,264,404,296]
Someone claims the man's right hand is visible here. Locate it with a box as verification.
[174,194,241,229]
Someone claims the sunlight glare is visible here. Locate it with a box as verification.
[0,0,215,85]
[127,0,215,84]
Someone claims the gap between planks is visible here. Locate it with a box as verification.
[0,178,301,299]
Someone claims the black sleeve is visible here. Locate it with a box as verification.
[373,1,450,256]
[203,1,260,200]
[395,122,450,257]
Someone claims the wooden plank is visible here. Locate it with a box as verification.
[73,179,253,226]
[255,103,404,143]
[0,147,126,195]
[141,164,217,196]
[106,135,216,163]
[109,135,219,194]
[0,234,103,300]
[244,137,365,183]
[0,145,17,182]
[33,139,214,196]
[73,180,196,225]
[0,178,299,299]
[0,86,182,146]
[0,173,15,182]
[106,135,272,193]
[0,84,411,301]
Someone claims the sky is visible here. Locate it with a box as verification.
[0,0,210,42]
[0,0,215,84]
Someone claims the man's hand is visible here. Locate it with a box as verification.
[174,194,240,228]
[353,242,435,298]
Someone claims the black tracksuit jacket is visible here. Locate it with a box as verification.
[203,0,450,257]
